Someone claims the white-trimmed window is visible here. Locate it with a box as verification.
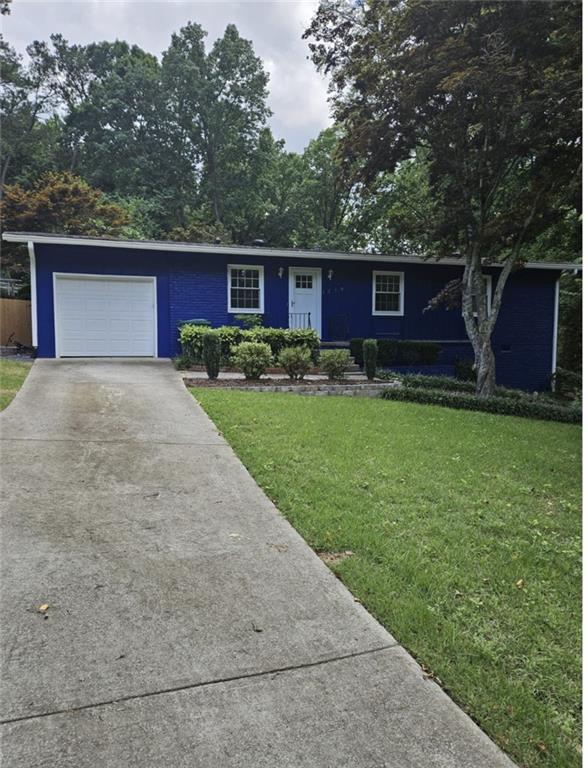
[372,271,404,316]
[227,265,264,313]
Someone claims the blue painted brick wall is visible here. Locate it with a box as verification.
[34,243,558,390]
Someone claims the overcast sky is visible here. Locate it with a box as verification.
[2,0,332,152]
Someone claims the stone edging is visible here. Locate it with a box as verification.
[219,382,401,397]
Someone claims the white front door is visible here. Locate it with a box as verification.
[289,268,322,337]
[54,274,156,357]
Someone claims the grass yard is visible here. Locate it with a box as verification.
[192,389,582,768]
[0,358,32,410]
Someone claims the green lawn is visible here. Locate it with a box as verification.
[0,358,32,410]
[192,389,582,768]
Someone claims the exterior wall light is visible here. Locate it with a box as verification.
[327,269,334,281]
[278,267,284,278]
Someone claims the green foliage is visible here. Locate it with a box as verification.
[383,373,530,401]
[381,386,580,424]
[231,341,272,380]
[278,346,312,381]
[245,326,287,357]
[281,328,321,363]
[350,338,440,367]
[172,353,193,370]
[168,206,231,244]
[178,323,206,363]
[454,357,477,382]
[162,22,270,236]
[179,323,320,366]
[216,326,244,362]
[235,313,263,329]
[320,349,350,380]
[553,368,582,401]
[362,339,378,380]
[202,331,221,380]
[558,273,582,373]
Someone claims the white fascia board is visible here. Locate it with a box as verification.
[2,232,582,272]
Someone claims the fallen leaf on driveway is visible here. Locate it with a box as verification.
[38,604,49,613]
[267,542,288,552]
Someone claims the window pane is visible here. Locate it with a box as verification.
[374,273,401,313]
[375,292,400,312]
[295,274,313,289]
[230,267,261,309]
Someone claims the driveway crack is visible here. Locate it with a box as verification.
[0,644,398,726]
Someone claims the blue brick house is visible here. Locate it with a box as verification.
[3,232,579,390]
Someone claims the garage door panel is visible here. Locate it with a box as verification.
[55,276,156,357]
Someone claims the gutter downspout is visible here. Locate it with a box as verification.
[28,240,37,348]
[551,277,560,389]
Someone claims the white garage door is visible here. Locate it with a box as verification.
[54,275,156,357]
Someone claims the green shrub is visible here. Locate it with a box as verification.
[202,331,221,380]
[232,341,272,380]
[350,338,440,367]
[283,328,321,363]
[455,357,476,381]
[172,353,193,370]
[388,373,524,400]
[380,386,581,423]
[180,324,320,366]
[179,324,207,363]
[235,313,263,328]
[320,349,350,380]
[278,346,312,381]
[363,339,378,380]
[553,367,582,400]
[216,326,244,362]
[245,327,287,357]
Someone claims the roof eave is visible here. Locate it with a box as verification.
[1,232,581,272]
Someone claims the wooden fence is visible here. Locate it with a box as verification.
[0,298,32,346]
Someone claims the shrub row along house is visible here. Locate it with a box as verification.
[3,232,580,390]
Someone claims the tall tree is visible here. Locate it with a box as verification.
[54,40,178,201]
[0,39,58,195]
[162,22,271,235]
[306,0,581,396]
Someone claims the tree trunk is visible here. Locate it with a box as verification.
[475,338,496,397]
[0,153,11,199]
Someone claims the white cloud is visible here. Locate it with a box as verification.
[2,0,332,151]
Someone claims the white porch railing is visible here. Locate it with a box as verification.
[289,312,312,329]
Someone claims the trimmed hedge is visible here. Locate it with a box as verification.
[380,386,581,423]
[179,324,320,364]
[382,373,525,400]
[202,331,220,379]
[363,339,378,380]
[351,338,440,367]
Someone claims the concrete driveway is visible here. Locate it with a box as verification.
[0,360,514,767]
